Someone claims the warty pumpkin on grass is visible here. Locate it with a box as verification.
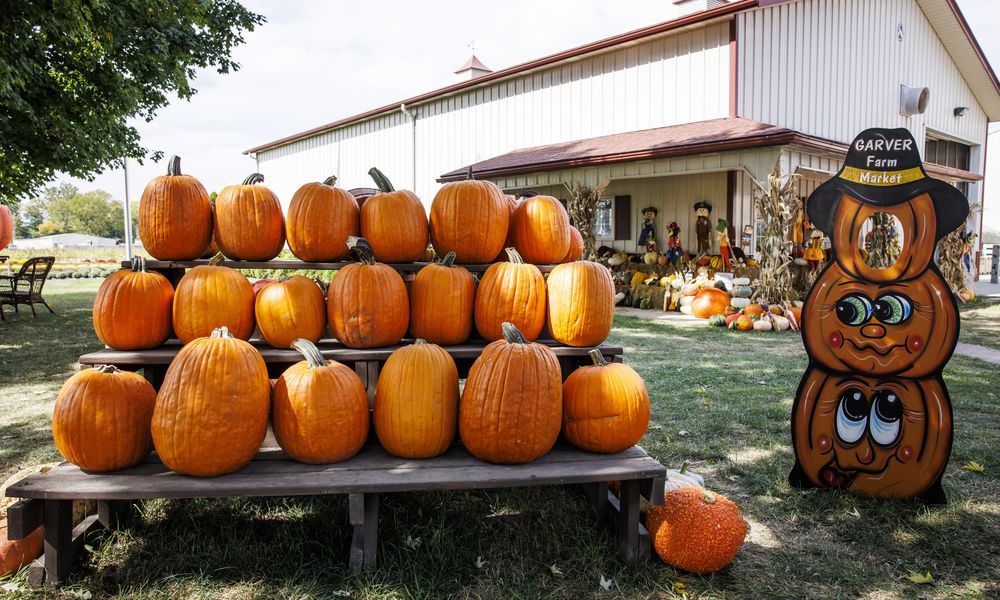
[546,260,614,346]
[214,173,285,261]
[255,275,327,348]
[459,322,562,464]
[430,170,510,263]
[475,248,546,341]
[648,488,747,574]
[409,252,476,345]
[93,256,174,350]
[138,155,213,260]
[152,326,271,477]
[361,167,428,262]
[273,339,369,464]
[375,339,459,459]
[172,254,255,344]
[511,194,571,264]
[327,237,409,348]
[562,350,649,453]
[52,365,156,472]
[286,175,359,261]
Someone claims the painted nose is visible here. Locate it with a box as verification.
[856,441,875,465]
[861,324,886,339]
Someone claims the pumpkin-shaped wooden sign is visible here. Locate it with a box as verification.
[790,128,968,504]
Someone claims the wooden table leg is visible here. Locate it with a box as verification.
[97,500,131,530]
[615,480,651,563]
[581,481,609,525]
[42,499,73,586]
[349,493,379,571]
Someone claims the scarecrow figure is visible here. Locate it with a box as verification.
[664,221,683,267]
[961,230,976,279]
[716,218,731,271]
[637,206,658,250]
[694,201,712,254]
[802,226,825,271]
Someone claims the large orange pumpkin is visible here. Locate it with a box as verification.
[151,326,270,477]
[491,195,520,262]
[561,226,585,262]
[273,339,369,464]
[327,237,409,348]
[563,350,649,453]
[0,520,43,578]
[511,194,571,264]
[93,257,174,350]
[286,175,359,262]
[649,488,747,574]
[255,275,327,348]
[430,173,509,263]
[475,248,546,341]
[172,255,255,344]
[138,155,213,260]
[52,365,156,472]
[374,340,459,459]
[0,205,13,251]
[214,173,285,261]
[690,288,731,319]
[546,260,614,346]
[409,252,476,345]
[361,168,428,262]
[459,323,562,464]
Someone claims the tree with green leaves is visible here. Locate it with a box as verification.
[16,183,138,240]
[0,1,264,202]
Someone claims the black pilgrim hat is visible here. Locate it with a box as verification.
[693,201,712,212]
[806,128,969,241]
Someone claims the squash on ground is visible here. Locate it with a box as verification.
[649,488,747,573]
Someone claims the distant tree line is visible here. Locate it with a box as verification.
[12,183,138,241]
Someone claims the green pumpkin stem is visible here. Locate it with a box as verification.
[93,364,121,374]
[440,251,457,268]
[347,236,377,265]
[368,167,395,193]
[291,338,326,369]
[208,253,227,266]
[130,255,147,273]
[504,247,524,264]
[242,173,265,185]
[167,155,182,176]
[323,175,338,187]
[680,461,690,475]
[501,322,528,344]
[588,349,609,367]
[210,326,233,339]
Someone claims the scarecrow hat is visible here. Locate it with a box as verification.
[694,201,712,212]
[641,206,658,215]
[807,127,968,241]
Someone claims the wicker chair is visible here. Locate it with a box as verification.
[0,256,56,319]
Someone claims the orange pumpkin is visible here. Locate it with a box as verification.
[172,255,255,344]
[327,237,409,348]
[286,175,359,262]
[511,194,571,264]
[0,205,13,251]
[649,488,747,574]
[475,248,546,341]
[93,257,174,350]
[361,168,428,262]
[214,173,285,261]
[374,340,459,458]
[409,252,476,345]
[563,350,649,453]
[430,173,510,263]
[460,323,562,464]
[690,288,731,319]
[0,520,43,578]
[743,303,765,318]
[491,195,520,262]
[138,155,213,260]
[546,260,614,346]
[152,326,270,477]
[52,365,156,472]
[255,275,327,348]
[561,226,585,262]
[273,339,369,464]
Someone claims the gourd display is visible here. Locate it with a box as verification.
[511,194,571,264]
[743,303,765,318]
[648,488,747,573]
[374,340,459,459]
[273,339,369,464]
[562,226,585,262]
[562,349,649,453]
[474,248,546,341]
[286,175,360,261]
[172,256,255,344]
[546,260,614,346]
[409,252,475,345]
[151,326,270,477]
[327,237,409,348]
[138,155,213,260]
[0,521,43,578]
[214,173,285,261]
[92,257,174,350]
[430,173,510,263]
[52,365,156,472]
[361,168,428,262]
[0,205,13,251]
[459,323,562,464]
[690,288,730,319]
[254,275,327,348]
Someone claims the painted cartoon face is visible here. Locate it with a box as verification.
[792,368,952,498]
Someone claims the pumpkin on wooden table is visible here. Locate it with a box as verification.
[490,195,520,262]
[690,288,731,319]
[375,340,459,459]
[172,254,255,344]
[475,248,546,341]
[546,260,614,346]
[0,205,13,251]
[511,194,571,264]
[273,339,369,464]
[460,323,562,464]
[327,237,409,348]
[361,167,428,262]
[286,175,359,262]
[255,275,327,348]
[214,173,285,261]
[409,252,475,345]
[563,350,649,454]
[430,169,509,263]
[561,226,585,262]
[139,155,213,260]
[93,256,174,350]
[152,326,271,477]
[648,488,747,573]
[52,365,156,472]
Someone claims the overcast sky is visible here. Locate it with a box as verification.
[62,0,1000,228]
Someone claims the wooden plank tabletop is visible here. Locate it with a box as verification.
[127,259,559,273]
[5,442,665,500]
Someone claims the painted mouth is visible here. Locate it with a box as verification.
[819,464,855,489]
[845,337,909,356]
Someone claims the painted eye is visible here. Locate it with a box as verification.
[836,294,872,326]
[836,389,868,444]
[869,390,902,446]
[873,293,912,325]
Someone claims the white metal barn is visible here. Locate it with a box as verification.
[245,0,999,262]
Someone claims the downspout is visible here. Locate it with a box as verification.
[400,103,417,191]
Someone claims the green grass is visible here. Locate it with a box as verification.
[959,298,1000,351]
[0,285,998,598]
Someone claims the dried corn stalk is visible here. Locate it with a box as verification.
[752,159,801,304]
[937,201,980,298]
[565,180,610,260]
[863,212,901,270]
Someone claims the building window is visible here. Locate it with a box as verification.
[595,199,612,239]
[924,136,970,171]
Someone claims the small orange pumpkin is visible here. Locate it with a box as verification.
[361,168,428,262]
[546,260,614,347]
[214,173,285,261]
[138,155,213,260]
[649,488,747,574]
[475,248,546,341]
[743,303,765,318]
[172,255,255,344]
[327,237,409,348]
[93,257,174,350]
[561,226,585,262]
[0,520,43,578]
[690,288,731,319]
[255,275,327,348]
[430,171,510,263]
[286,175,359,262]
[563,350,649,453]
[511,194,571,264]
[409,252,476,345]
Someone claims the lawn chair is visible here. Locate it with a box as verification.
[0,256,56,319]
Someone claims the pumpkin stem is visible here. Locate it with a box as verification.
[466,166,475,181]
[440,251,457,268]
[368,167,395,193]
[679,461,690,475]
[208,253,227,266]
[504,247,524,264]
[700,490,717,505]
[501,322,529,344]
[587,349,608,367]
[242,173,265,185]
[413,338,427,345]
[347,236,377,265]
[210,326,233,339]
[130,255,147,273]
[323,175,338,187]
[93,364,121,374]
[291,338,326,369]
[167,155,182,176]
